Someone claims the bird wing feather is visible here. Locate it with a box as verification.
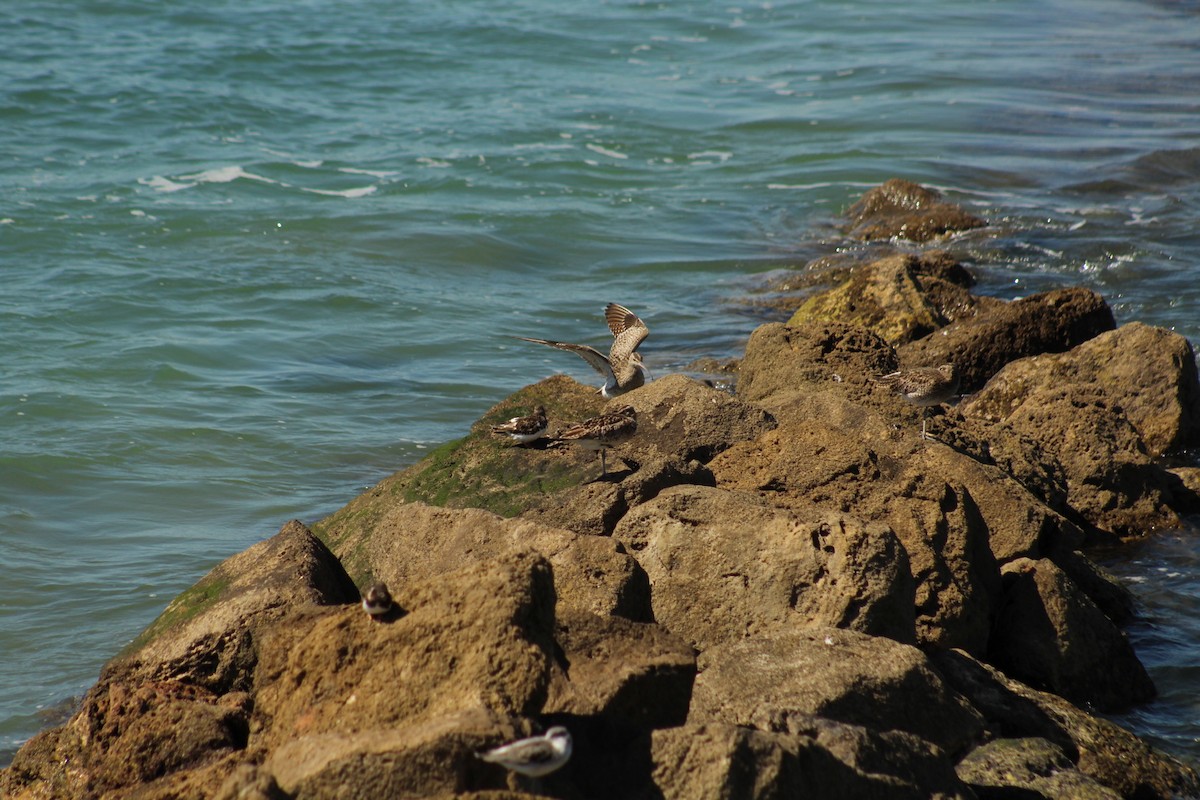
[515,336,615,381]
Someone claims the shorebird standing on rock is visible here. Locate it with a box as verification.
[554,404,637,478]
[873,363,960,441]
[516,303,650,398]
[490,405,549,445]
[360,582,394,620]
[478,726,573,779]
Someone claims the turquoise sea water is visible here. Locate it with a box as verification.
[3,0,1200,766]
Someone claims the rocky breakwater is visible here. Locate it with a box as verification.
[5,179,1200,800]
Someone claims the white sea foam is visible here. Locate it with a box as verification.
[301,185,377,198]
[417,157,452,168]
[141,175,195,193]
[585,143,628,160]
[339,167,401,178]
[688,150,732,162]
[512,142,575,152]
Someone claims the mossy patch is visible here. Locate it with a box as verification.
[312,375,605,561]
[120,571,232,656]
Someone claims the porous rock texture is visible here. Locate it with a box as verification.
[5,180,1199,800]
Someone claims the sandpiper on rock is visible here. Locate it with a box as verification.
[517,303,650,398]
[873,363,960,440]
[554,404,637,477]
[360,582,394,619]
[490,405,549,445]
[477,726,573,778]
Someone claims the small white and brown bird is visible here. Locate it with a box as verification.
[517,303,650,398]
[477,726,573,778]
[554,404,637,477]
[490,405,549,445]
[361,582,394,619]
[873,363,960,440]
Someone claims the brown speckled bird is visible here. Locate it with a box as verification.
[873,363,960,440]
[516,303,650,398]
[554,404,637,477]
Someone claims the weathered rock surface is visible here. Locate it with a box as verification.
[933,649,1200,800]
[614,485,916,647]
[844,178,987,242]
[711,365,1086,656]
[899,287,1116,393]
[651,721,973,800]
[253,551,559,754]
[964,322,1200,457]
[689,628,983,756]
[789,251,986,345]
[956,737,1123,799]
[544,609,696,729]
[989,558,1155,711]
[113,519,360,692]
[961,326,1200,538]
[327,500,653,620]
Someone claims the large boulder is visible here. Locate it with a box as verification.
[689,628,983,756]
[619,373,778,463]
[325,500,653,621]
[788,252,986,345]
[613,485,917,648]
[111,520,357,692]
[933,649,1200,800]
[544,609,696,730]
[252,550,558,754]
[956,737,1122,799]
[963,322,1200,457]
[3,681,249,800]
[709,389,1077,654]
[650,721,972,800]
[735,321,898,407]
[964,378,1196,538]
[899,287,1116,393]
[989,558,1155,711]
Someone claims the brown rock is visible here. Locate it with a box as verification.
[612,485,917,648]
[844,179,987,243]
[989,558,1155,711]
[932,649,1200,800]
[689,628,983,756]
[708,390,1090,654]
[112,520,358,692]
[1042,545,1135,627]
[4,681,247,800]
[956,737,1122,799]
[253,550,557,753]
[899,287,1116,393]
[518,453,716,537]
[963,322,1200,456]
[266,709,516,799]
[736,321,898,406]
[544,609,696,729]
[331,500,652,621]
[651,721,972,800]
[788,252,983,345]
[966,382,1188,538]
[619,373,778,463]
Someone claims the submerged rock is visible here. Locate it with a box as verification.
[844,178,987,243]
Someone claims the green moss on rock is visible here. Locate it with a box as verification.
[313,375,604,551]
[121,572,232,656]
